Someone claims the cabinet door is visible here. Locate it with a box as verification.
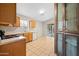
[24,32,33,42]
[12,40,26,56]
[14,16,20,27]
[0,3,16,24]
[24,33,29,42]
[29,20,36,28]
[0,39,26,56]
[28,32,33,42]
[0,44,13,56]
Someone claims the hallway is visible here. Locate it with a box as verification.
[26,37,56,56]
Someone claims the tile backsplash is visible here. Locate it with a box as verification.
[0,26,27,35]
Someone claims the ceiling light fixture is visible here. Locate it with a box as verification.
[39,9,45,15]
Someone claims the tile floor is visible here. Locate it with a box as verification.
[26,36,56,56]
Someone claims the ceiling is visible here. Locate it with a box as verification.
[17,3,54,22]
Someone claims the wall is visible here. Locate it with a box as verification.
[0,14,43,41]
[42,18,54,36]
[28,20,43,40]
[28,18,54,40]
[0,14,53,40]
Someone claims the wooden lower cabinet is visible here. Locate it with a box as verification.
[0,39,26,56]
[24,32,33,42]
[0,44,12,56]
[28,32,33,42]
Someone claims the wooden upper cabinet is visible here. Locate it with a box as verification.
[0,3,16,24]
[28,32,33,42]
[14,16,20,27]
[29,20,36,28]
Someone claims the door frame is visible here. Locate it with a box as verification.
[62,3,66,56]
[54,3,58,54]
[54,3,66,56]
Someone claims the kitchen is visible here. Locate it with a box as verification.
[1,3,79,56]
[0,3,54,56]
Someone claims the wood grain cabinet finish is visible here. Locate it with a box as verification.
[14,16,20,27]
[24,32,33,42]
[0,39,26,56]
[28,32,33,42]
[0,3,16,24]
[0,16,20,27]
[29,20,36,28]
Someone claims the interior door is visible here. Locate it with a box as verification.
[54,3,66,56]
[65,3,78,56]
[57,4,63,55]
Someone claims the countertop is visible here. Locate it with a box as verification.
[5,32,33,35]
[5,32,25,35]
[0,36,25,45]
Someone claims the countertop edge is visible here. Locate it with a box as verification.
[0,36,25,46]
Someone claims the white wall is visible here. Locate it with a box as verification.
[28,20,43,40]
[42,18,54,36]
[27,18,54,40]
